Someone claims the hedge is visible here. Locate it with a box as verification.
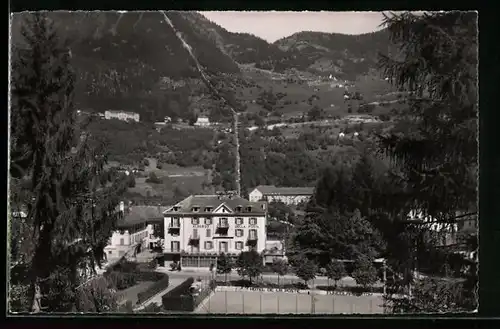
[161,278,195,311]
[137,274,170,304]
[162,278,217,312]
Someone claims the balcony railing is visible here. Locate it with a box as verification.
[189,234,200,240]
[217,222,229,228]
[247,235,258,241]
[169,223,180,228]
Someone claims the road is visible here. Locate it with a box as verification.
[157,268,383,288]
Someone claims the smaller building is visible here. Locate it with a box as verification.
[104,110,140,122]
[104,203,166,260]
[194,116,211,127]
[263,239,287,265]
[248,185,315,205]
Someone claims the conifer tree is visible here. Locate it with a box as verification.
[9,13,128,312]
[377,11,478,312]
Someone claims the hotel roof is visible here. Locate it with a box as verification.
[165,195,266,215]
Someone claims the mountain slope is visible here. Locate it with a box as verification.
[11,12,394,121]
[272,30,392,79]
[11,11,241,121]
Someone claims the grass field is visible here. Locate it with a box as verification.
[195,290,384,314]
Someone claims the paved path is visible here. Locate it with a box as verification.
[156,267,383,288]
[135,277,186,310]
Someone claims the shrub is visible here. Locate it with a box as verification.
[137,274,170,305]
[145,172,161,184]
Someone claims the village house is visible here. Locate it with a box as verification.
[104,110,140,122]
[194,116,211,127]
[162,194,268,268]
[248,185,315,206]
[104,203,166,261]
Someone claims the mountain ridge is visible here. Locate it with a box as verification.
[11,11,393,121]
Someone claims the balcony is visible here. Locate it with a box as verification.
[216,222,229,234]
[188,234,200,246]
[247,236,258,247]
[168,223,180,234]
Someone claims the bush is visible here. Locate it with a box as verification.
[106,271,137,290]
[137,274,170,304]
[135,270,167,282]
[145,172,161,184]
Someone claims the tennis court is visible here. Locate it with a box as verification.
[195,290,385,314]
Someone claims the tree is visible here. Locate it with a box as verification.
[235,250,264,284]
[216,252,233,283]
[127,173,136,188]
[145,172,161,184]
[9,13,127,312]
[292,254,317,287]
[377,11,478,312]
[271,259,288,287]
[290,208,385,265]
[352,257,378,292]
[307,106,322,121]
[326,261,346,288]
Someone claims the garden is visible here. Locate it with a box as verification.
[161,277,217,312]
[104,259,170,310]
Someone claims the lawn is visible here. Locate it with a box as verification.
[118,281,156,306]
[194,290,384,314]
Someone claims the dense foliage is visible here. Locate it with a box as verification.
[235,250,264,284]
[9,13,128,312]
[376,11,478,312]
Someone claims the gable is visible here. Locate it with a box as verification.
[213,203,233,214]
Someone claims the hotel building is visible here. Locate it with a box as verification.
[163,195,268,268]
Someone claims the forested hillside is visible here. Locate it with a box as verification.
[11,11,393,121]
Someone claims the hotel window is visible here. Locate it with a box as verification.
[249,217,257,225]
[173,206,179,211]
[219,241,228,253]
[235,241,244,250]
[192,217,199,225]
[206,229,212,238]
[236,206,242,212]
[120,238,124,245]
[171,241,180,252]
[193,229,199,238]
[204,241,213,250]
[219,218,228,227]
[236,229,243,237]
[205,217,212,225]
[235,217,243,225]
[204,207,213,212]
[246,206,252,212]
[192,207,200,212]
[171,217,180,227]
[249,229,257,240]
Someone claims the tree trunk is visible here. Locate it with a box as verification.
[30,281,42,313]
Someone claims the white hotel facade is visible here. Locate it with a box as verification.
[163,195,268,268]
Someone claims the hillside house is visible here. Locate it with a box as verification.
[163,194,268,268]
[104,203,166,261]
[104,110,140,122]
[248,185,315,206]
[194,116,211,127]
